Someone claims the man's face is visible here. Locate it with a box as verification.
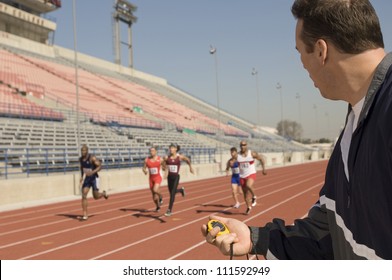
[231,150,237,158]
[81,147,88,157]
[150,148,157,157]
[240,142,247,152]
[295,20,332,99]
[170,146,177,154]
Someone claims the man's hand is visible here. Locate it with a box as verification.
[201,215,252,256]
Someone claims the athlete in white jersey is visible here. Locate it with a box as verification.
[238,140,267,214]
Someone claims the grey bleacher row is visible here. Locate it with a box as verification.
[76,59,294,141]
[38,45,276,138]
[0,117,216,177]
[3,44,302,144]
[0,44,309,173]
[0,118,216,150]
[212,134,308,153]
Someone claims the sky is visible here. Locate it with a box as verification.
[48,0,392,140]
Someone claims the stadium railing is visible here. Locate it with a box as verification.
[0,146,216,179]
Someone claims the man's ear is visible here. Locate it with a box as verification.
[315,39,328,65]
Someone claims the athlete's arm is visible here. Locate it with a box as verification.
[161,157,167,171]
[142,158,148,175]
[163,156,169,178]
[252,151,267,175]
[180,155,194,174]
[225,159,232,176]
[87,156,102,177]
[79,159,83,182]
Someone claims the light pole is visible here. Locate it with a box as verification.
[251,68,261,128]
[113,0,137,67]
[313,104,319,141]
[72,0,80,153]
[276,82,284,138]
[296,92,302,142]
[325,112,330,139]
[210,45,222,171]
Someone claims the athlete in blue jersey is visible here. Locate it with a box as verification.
[225,147,241,208]
[79,145,108,220]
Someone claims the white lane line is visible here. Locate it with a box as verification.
[0,176,228,220]
[91,176,323,260]
[19,175,322,259]
[166,182,322,260]
[0,167,305,222]
[0,169,316,238]
[13,172,323,259]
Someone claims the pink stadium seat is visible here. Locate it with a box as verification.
[0,49,248,135]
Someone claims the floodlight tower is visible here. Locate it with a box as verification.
[113,0,137,68]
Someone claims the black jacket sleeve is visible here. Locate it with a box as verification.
[249,202,333,259]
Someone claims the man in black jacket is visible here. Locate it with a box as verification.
[202,0,392,259]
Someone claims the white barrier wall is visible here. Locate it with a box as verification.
[0,163,220,209]
[0,149,332,210]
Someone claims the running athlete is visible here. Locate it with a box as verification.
[163,144,194,217]
[142,147,165,212]
[237,140,267,215]
[79,145,108,220]
[225,147,241,208]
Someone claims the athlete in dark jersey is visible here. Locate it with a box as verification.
[225,147,241,209]
[163,144,194,217]
[79,145,108,220]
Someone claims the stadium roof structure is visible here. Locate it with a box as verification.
[113,0,137,25]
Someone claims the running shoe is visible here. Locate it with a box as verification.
[164,210,172,217]
[251,196,257,207]
[81,215,88,221]
[233,202,240,209]
[103,190,109,200]
[159,197,163,206]
[156,206,161,212]
[180,187,186,197]
[245,207,252,215]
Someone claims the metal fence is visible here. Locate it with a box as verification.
[0,146,216,179]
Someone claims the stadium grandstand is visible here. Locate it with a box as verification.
[0,0,329,207]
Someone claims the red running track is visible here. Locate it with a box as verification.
[0,161,327,260]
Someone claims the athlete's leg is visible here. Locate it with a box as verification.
[246,177,257,206]
[241,178,252,214]
[166,175,180,215]
[92,179,109,200]
[92,187,108,200]
[167,176,175,212]
[81,186,90,219]
[152,183,162,211]
[231,183,240,207]
[246,178,256,198]
[175,175,185,196]
[242,186,252,214]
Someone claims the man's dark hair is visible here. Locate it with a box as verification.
[291,0,384,54]
[230,147,237,153]
[169,143,180,152]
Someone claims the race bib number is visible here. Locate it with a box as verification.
[169,165,178,173]
[232,167,240,174]
[149,167,158,175]
[240,162,250,169]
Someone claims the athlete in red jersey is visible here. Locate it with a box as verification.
[163,144,194,217]
[143,147,165,212]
